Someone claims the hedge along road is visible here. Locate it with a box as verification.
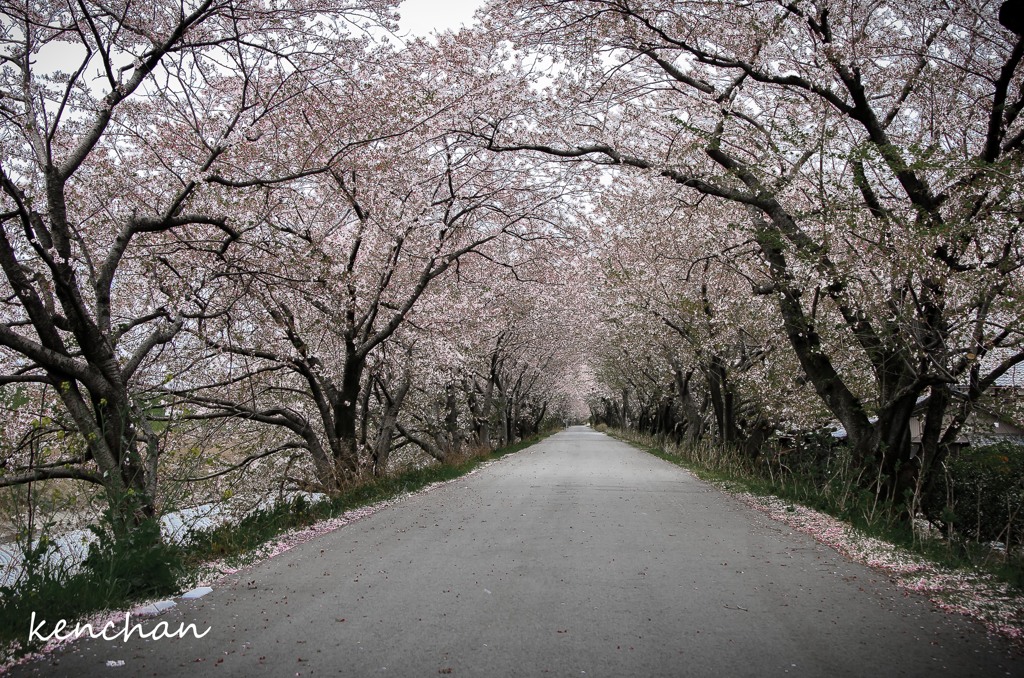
[10,427,1024,677]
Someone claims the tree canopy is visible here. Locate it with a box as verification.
[0,0,1020,534]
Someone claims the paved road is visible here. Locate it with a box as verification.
[10,428,1024,677]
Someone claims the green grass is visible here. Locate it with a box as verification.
[0,517,184,659]
[612,428,1024,591]
[0,431,554,660]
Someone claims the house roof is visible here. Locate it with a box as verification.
[981,349,1024,388]
[993,361,1024,388]
[962,433,1024,447]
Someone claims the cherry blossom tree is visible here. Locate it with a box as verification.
[475,0,1024,499]
[171,122,569,490]
[0,0,397,531]
[586,175,825,453]
[5,0,1019,542]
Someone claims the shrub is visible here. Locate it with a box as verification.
[0,517,183,657]
[938,442,1024,545]
[82,516,183,599]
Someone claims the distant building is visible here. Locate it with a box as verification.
[829,353,1024,452]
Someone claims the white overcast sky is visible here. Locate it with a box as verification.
[28,0,487,81]
[398,0,486,37]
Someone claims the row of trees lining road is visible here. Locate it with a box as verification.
[0,0,1022,540]
[0,1,587,537]
[473,0,1024,509]
[583,184,821,458]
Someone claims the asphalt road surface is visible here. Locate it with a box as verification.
[9,427,1024,677]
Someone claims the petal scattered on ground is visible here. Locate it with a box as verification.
[732,490,1024,644]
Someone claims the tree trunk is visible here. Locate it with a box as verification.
[674,368,706,445]
[331,354,366,486]
[444,382,463,458]
[371,374,411,477]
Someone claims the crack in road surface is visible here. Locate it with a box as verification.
[9,427,1023,677]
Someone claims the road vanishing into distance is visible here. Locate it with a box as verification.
[10,427,1024,677]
